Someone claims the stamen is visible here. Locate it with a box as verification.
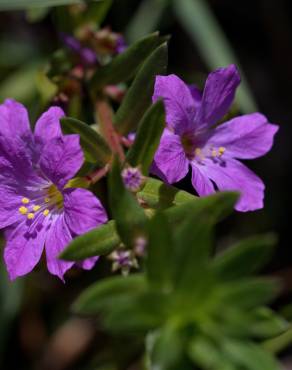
[43,209,50,216]
[44,197,50,203]
[27,213,35,220]
[218,146,226,156]
[33,205,41,212]
[19,206,28,215]
[211,149,217,157]
[21,197,30,204]
[195,148,201,156]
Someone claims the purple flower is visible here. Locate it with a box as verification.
[60,33,97,66]
[121,166,145,192]
[0,99,107,281]
[152,65,279,212]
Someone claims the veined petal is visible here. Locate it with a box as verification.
[45,214,74,281]
[4,220,46,280]
[188,84,202,110]
[190,162,215,196]
[34,106,64,148]
[0,99,32,140]
[64,188,107,235]
[40,135,84,189]
[210,113,279,159]
[199,157,264,212]
[196,65,240,128]
[0,187,23,228]
[153,129,189,184]
[153,74,196,135]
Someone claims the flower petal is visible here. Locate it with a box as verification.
[77,257,99,270]
[63,188,107,235]
[45,214,74,281]
[40,135,84,189]
[190,162,215,196]
[153,129,189,184]
[188,84,202,110]
[34,106,64,148]
[196,65,240,128]
[4,220,46,280]
[210,113,279,159]
[153,75,196,135]
[199,157,264,212]
[0,99,32,140]
[0,187,23,228]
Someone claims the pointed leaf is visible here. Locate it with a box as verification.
[213,233,277,280]
[90,32,168,91]
[146,212,174,291]
[61,117,111,165]
[137,177,196,210]
[126,101,165,175]
[73,274,146,315]
[114,42,168,135]
[60,221,120,261]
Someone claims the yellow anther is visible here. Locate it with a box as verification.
[195,148,201,156]
[27,213,35,220]
[44,197,50,203]
[218,146,226,156]
[33,205,41,212]
[43,209,50,217]
[211,149,217,157]
[21,197,30,204]
[19,206,28,215]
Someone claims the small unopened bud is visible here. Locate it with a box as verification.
[134,236,147,257]
[121,166,145,193]
[109,250,138,276]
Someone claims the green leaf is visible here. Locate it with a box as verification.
[137,177,196,210]
[222,339,280,370]
[166,191,238,226]
[172,0,257,113]
[146,212,174,291]
[61,117,111,165]
[78,0,112,25]
[147,327,185,370]
[212,233,277,280]
[114,43,167,135]
[126,101,165,174]
[219,278,280,309]
[90,32,168,91]
[172,202,213,293]
[60,221,120,261]
[108,158,148,247]
[73,274,146,315]
[248,308,288,338]
[0,0,96,10]
[188,336,236,370]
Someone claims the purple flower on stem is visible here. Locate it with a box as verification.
[152,65,279,211]
[0,99,107,281]
[121,166,145,192]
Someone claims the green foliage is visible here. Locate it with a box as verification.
[0,0,93,10]
[60,220,120,261]
[126,101,165,175]
[108,159,148,248]
[74,191,283,370]
[114,43,168,135]
[90,32,168,92]
[61,117,111,165]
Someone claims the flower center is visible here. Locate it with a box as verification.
[18,185,63,220]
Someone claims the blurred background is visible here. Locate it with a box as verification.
[0,0,292,369]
